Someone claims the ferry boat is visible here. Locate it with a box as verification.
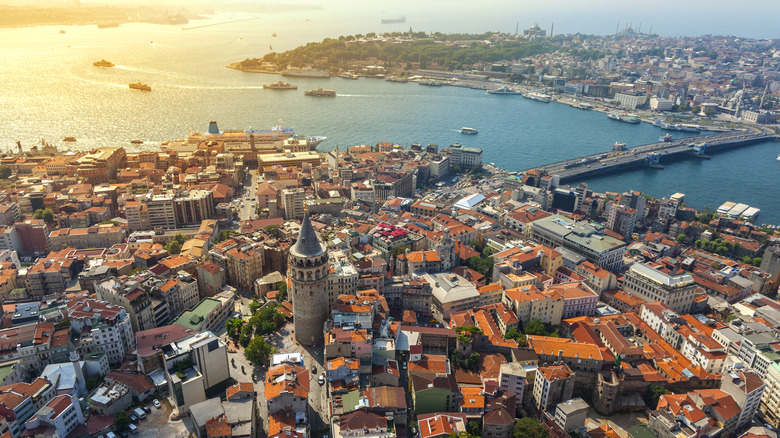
[263,81,297,90]
[524,92,551,103]
[655,121,700,132]
[385,76,408,83]
[418,79,444,86]
[282,67,330,78]
[461,127,478,135]
[93,59,115,68]
[167,122,327,151]
[487,86,522,95]
[130,139,144,145]
[607,112,639,124]
[129,82,151,92]
[574,102,594,110]
[338,72,359,80]
[304,87,336,97]
[63,137,76,142]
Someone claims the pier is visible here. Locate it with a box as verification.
[524,129,777,183]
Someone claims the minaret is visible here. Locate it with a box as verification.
[70,351,87,396]
[289,213,329,346]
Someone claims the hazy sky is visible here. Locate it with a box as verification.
[72,0,780,39]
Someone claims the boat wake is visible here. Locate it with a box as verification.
[165,84,266,90]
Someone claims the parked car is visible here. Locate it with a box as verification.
[127,424,138,434]
[142,405,151,414]
[129,414,138,424]
[318,375,325,385]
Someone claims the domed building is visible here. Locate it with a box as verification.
[288,213,329,346]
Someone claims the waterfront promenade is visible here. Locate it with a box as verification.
[525,129,777,183]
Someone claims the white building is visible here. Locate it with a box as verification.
[721,370,765,430]
[164,331,230,414]
[650,96,674,111]
[614,90,648,110]
[624,263,696,314]
[23,394,84,438]
[68,299,135,365]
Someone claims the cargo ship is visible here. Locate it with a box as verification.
[263,81,297,90]
[129,82,151,92]
[282,67,330,78]
[93,59,115,68]
[381,16,406,24]
[304,87,336,97]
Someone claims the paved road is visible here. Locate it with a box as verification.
[238,169,259,221]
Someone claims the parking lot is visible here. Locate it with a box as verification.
[132,398,194,438]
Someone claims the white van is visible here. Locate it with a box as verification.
[132,408,146,419]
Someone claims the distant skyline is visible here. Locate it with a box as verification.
[9,0,780,39]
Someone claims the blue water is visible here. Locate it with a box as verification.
[0,16,778,223]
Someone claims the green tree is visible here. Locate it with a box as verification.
[704,107,716,117]
[216,229,237,243]
[466,421,483,437]
[0,166,11,179]
[249,299,260,314]
[114,411,131,431]
[645,383,671,409]
[753,257,763,267]
[464,352,480,371]
[33,208,55,223]
[504,328,521,340]
[165,239,182,255]
[239,323,254,347]
[245,336,276,365]
[225,318,243,341]
[277,281,288,301]
[692,105,701,115]
[265,225,284,239]
[677,233,687,244]
[513,417,549,438]
[524,319,554,336]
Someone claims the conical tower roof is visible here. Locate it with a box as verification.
[290,213,325,258]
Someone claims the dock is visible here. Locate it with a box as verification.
[523,130,777,183]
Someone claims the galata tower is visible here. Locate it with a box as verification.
[289,213,329,346]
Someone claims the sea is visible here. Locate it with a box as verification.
[0,12,778,223]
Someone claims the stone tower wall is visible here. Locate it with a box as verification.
[290,252,329,346]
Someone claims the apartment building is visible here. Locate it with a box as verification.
[48,226,125,251]
[623,263,696,314]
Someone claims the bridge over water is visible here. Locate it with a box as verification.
[523,129,777,183]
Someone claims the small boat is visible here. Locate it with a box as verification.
[487,86,522,95]
[777,154,780,161]
[272,33,277,37]
[130,140,144,144]
[129,82,152,92]
[93,59,115,68]
[338,72,359,80]
[575,102,594,110]
[461,127,478,135]
[263,80,297,90]
[660,133,673,142]
[63,137,76,142]
[304,87,336,97]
